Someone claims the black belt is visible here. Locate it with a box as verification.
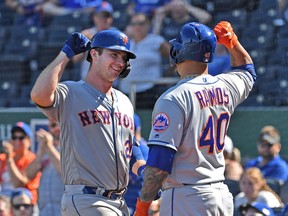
[82,186,127,200]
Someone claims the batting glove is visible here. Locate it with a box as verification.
[134,198,152,216]
[213,21,238,49]
[61,32,91,59]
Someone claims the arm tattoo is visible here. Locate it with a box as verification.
[140,165,168,202]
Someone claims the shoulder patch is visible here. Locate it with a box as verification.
[153,112,169,132]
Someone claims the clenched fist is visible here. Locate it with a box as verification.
[213,21,238,49]
[61,32,91,59]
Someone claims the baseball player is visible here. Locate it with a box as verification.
[134,21,257,216]
[31,29,146,215]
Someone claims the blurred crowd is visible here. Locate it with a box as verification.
[0,119,287,216]
[0,0,288,107]
[0,0,288,215]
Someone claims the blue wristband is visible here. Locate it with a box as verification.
[137,165,146,176]
[61,45,75,59]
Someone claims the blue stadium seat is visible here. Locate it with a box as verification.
[47,25,82,45]
[0,58,30,83]
[36,43,62,70]
[9,25,44,42]
[224,179,240,198]
[0,26,9,52]
[112,9,130,31]
[49,12,87,28]
[0,80,19,99]
[9,97,35,108]
[213,9,247,36]
[0,5,15,26]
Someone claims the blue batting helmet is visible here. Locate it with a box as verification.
[169,22,216,66]
[86,29,136,62]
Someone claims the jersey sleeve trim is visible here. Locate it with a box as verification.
[232,64,256,82]
[147,140,178,151]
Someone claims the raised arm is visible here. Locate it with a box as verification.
[213,21,253,67]
[213,21,256,81]
[30,53,69,107]
[30,33,91,107]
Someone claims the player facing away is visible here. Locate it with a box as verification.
[31,29,146,215]
[134,21,257,216]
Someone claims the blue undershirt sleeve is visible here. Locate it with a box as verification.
[232,63,257,81]
[146,145,176,173]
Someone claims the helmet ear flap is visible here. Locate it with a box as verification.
[170,46,178,59]
[169,45,179,66]
[119,61,131,78]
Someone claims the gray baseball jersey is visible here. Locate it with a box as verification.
[147,71,254,188]
[38,80,134,191]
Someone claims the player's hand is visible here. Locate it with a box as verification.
[134,198,152,216]
[213,21,238,49]
[61,32,91,59]
[2,141,13,159]
[36,128,54,154]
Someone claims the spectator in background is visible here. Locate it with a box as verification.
[127,0,170,18]
[11,188,34,216]
[208,44,231,76]
[27,118,63,216]
[119,13,171,110]
[5,0,44,26]
[239,202,275,216]
[0,122,41,208]
[224,135,243,181]
[36,0,102,17]
[244,125,288,184]
[0,194,12,216]
[72,1,117,79]
[125,113,148,215]
[234,167,283,209]
[224,135,243,198]
[153,0,212,41]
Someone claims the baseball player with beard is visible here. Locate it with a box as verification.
[134,21,257,216]
[31,29,146,216]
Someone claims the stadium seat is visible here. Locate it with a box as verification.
[9,97,35,108]
[36,43,62,70]
[280,182,288,207]
[0,58,30,84]
[224,179,240,198]
[213,9,247,36]
[49,12,88,28]
[4,39,38,60]
[188,0,207,10]
[266,178,283,196]
[0,80,19,99]
[112,9,130,31]
[47,25,82,45]
[0,98,8,107]
[247,0,279,24]
[0,5,15,26]
[9,25,44,42]
[0,26,9,52]
[2,25,42,69]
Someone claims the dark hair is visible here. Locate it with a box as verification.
[94,47,103,55]
[11,188,33,205]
